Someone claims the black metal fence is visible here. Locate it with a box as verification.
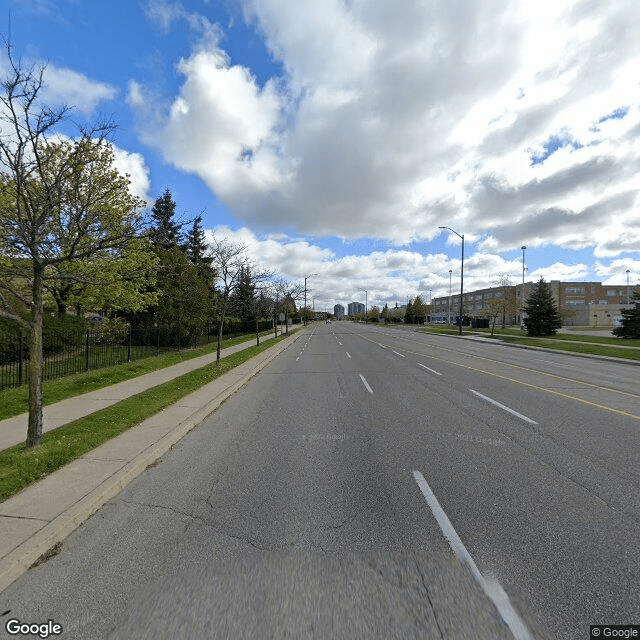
[0,319,275,392]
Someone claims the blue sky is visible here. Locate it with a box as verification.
[2,0,639,311]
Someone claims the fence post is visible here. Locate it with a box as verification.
[85,330,90,371]
[156,324,160,357]
[127,325,132,362]
[18,331,24,387]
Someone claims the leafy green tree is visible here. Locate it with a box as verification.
[132,193,216,334]
[522,278,562,336]
[0,49,150,447]
[404,300,414,324]
[612,291,640,338]
[413,295,426,324]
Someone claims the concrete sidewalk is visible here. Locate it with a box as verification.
[0,326,307,593]
[1,329,297,452]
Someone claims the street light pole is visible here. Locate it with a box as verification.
[439,227,464,335]
[521,246,527,328]
[304,273,319,326]
[448,269,452,324]
[627,269,631,304]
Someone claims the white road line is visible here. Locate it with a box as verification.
[346,352,351,358]
[412,470,533,640]
[392,350,405,358]
[469,390,537,424]
[418,363,442,376]
[338,342,343,345]
[359,373,373,394]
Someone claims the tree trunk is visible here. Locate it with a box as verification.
[26,265,45,448]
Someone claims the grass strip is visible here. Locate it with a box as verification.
[0,334,288,502]
[0,329,281,421]
[488,335,640,360]
[418,326,640,359]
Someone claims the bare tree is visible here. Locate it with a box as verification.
[0,44,150,447]
[271,278,304,335]
[207,236,272,362]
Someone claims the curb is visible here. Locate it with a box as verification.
[0,327,307,593]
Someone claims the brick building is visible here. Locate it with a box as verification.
[432,280,638,327]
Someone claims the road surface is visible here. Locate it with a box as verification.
[1,322,638,639]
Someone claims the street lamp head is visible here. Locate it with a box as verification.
[522,245,526,250]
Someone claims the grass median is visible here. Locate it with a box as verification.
[0,332,291,502]
[419,325,640,360]
[0,329,281,421]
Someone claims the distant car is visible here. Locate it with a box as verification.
[326,319,332,324]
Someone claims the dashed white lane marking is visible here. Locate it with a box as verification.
[417,363,442,376]
[469,389,537,424]
[412,470,534,640]
[359,374,373,394]
[392,350,405,358]
[346,352,351,358]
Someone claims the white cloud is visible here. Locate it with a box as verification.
[126,80,146,109]
[43,65,117,115]
[143,0,184,34]
[204,226,538,307]
[133,0,640,261]
[111,146,152,204]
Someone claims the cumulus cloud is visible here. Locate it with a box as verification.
[112,146,152,204]
[42,64,117,115]
[205,226,540,306]
[133,0,640,261]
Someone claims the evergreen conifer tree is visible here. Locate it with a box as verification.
[185,215,212,266]
[612,291,640,338]
[149,189,181,250]
[522,278,562,336]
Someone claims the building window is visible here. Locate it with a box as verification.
[565,287,585,295]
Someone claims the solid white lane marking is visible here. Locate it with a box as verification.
[346,352,351,358]
[412,470,533,640]
[392,350,405,358]
[469,390,537,424]
[359,374,373,394]
[418,363,442,376]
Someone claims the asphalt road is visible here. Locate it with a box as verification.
[1,322,638,639]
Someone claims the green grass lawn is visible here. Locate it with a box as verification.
[0,328,280,421]
[418,325,640,359]
[0,333,291,502]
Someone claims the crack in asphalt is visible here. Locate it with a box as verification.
[119,499,269,550]
[414,560,446,640]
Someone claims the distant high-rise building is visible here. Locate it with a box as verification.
[348,301,365,317]
[334,304,345,319]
